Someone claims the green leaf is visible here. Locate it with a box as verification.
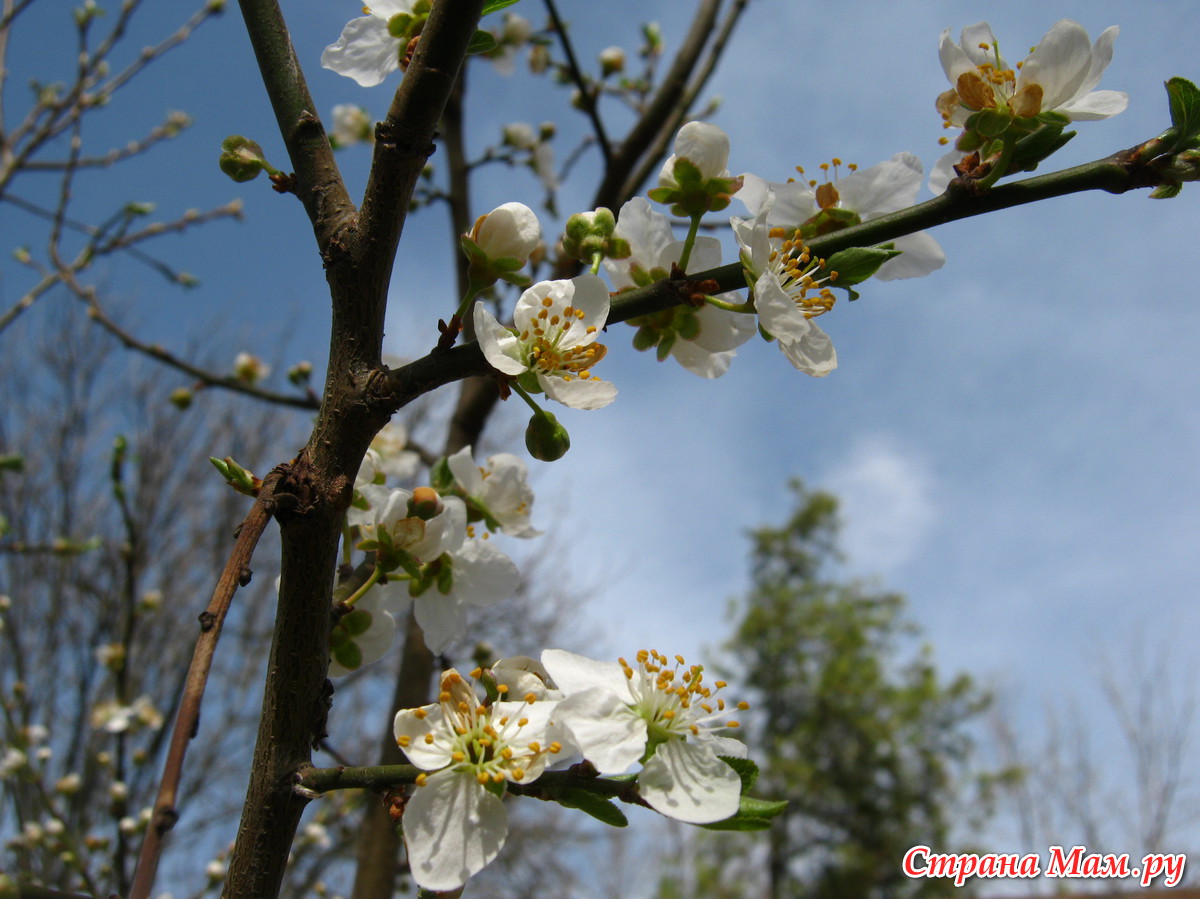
[720,755,759,793]
[737,796,788,819]
[481,0,521,13]
[700,815,773,832]
[556,788,629,827]
[467,29,498,55]
[826,245,901,286]
[1166,77,1200,144]
[698,795,788,831]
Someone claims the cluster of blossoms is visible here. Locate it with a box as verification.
[392,650,749,891]
[302,10,1137,893]
[308,12,1129,410]
[932,19,1127,190]
[319,428,539,672]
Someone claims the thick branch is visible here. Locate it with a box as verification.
[223,4,487,898]
[236,0,355,248]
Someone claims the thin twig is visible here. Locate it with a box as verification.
[128,468,284,899]
[542,0,611,165]
[620,0,749,201]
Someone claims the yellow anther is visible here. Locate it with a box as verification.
[502,747,514,759]
[469,667,482,679]
[737,701,750,710]
[511,767,525,780]
[518,717,529,727]
[726,721,740,728]
[413,708,428,719]
[397,735,411,748]
[415,772,428,786]
[477,771,490,784]
[424,733,434,744]
[524,692,537,704]
[496,683,509,694]
[548,741,562,753]
[528,741,541,752]
[452,751,466,763]
[542,296,553,307]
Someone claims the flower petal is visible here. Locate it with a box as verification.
[473,304,527,376]
[541,649,633,698]
[1018,20,1094,112]
[874,231,946,281]
[403,769,508,892]
[552,687,647,774]
[321,16,400,88]
[449,540,519,607]
[539,373,616,410]
[638,739,742,824]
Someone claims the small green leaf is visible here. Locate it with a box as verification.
[737,796,788,819]
[826,245,901,286]
[698,795,787,831]
[1166,76,1200,143]
[481,0,521,14]
[1150,182,1184,199]
[467,30,498,55]
[720,755,759,793]
[701,815,772,832]
[556,788,629,827]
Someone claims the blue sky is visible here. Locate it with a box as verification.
[5,0,1200,869]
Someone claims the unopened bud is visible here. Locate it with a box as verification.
[219,135,270,183]
[169,387,193,409]
[599,46,625,77]
[408,486,443,519]
[287,361,313,385]
[525,410,570,461]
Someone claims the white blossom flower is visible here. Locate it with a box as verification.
[731,206,837,376]
[91,696,164,734]
[446,447,541,538]
[502,122,537,150]
[330,104,374,148]
[606,197,754,378]
[473,274,616,410]
[938,20,1126,126]
[393,668,565,890]
[488,13,533,75]
[329,587,398,677]
[739,155,945,281]
[932,20,1127,192]
[370,422,421,482]
[232,352,269,384]
[541,649,747,824]
[658,121,731,190]
[0,748,27,778]
[467,202,541,267]
[321,1,415,88]
[363,489,520,653]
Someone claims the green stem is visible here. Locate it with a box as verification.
[342,565,383,608]
[453,283,485,324]
[590,252,603,275]
[975,134,1018,192]
[509,381,544,415]
[676,213,702,271]
[705,294,755,314]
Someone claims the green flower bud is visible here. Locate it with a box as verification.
[525,410,570,461]
[219,135,269,183]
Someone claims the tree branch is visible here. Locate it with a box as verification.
[236,0,356,249]
[127,469,285,899]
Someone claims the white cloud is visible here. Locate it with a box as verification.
[821,436,937,575]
